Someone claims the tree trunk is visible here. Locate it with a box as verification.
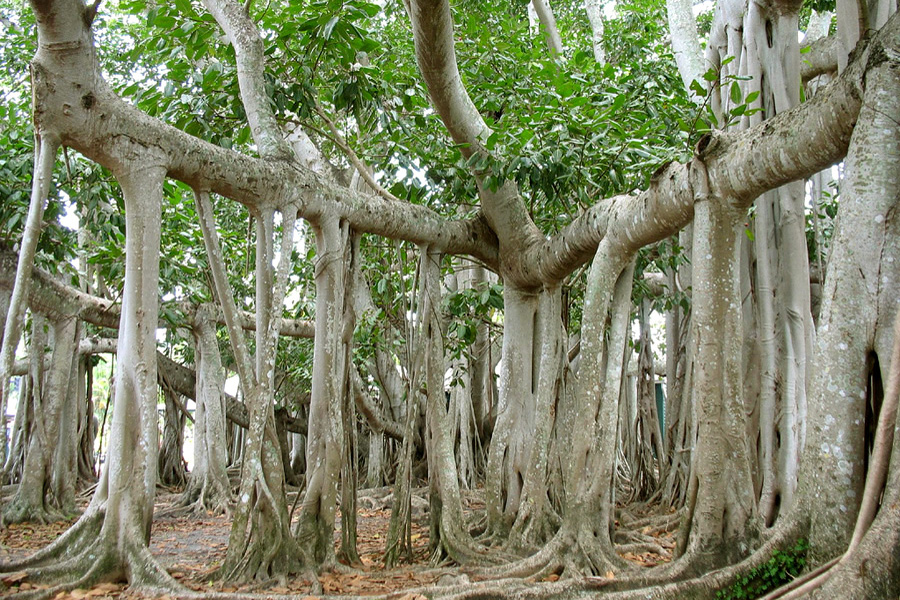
[51,320,83,514]
[678,165,757,572]
[5,315,78,523]
[0,131,59,474]
[197,194,302,581]
[157,386,187,488]
[294,216,353,567]
[76,354,98,486]
[421,247,487,564]
[1,125,179,590]
[182,306,232,514]
[800,38,900,564]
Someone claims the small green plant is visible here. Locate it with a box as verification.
[716,539,809,600]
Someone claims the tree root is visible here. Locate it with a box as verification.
[0,520,183,600]
[0,500,190,600]
[470,518,634,582]
[2,495,68,526]
[0,505,104,570]
[616,542,669,556]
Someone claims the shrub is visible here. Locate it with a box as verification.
[716,539,809,600]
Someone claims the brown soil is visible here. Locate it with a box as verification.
[0,487,674,599]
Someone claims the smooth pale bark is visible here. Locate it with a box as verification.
[202,0,292,161]
[731,0,811,525]
[679,173,757,570]
[487,287,540,536]
[505,287,564,552]
[4,315,78,523]
[294,216,351,567]
[530,0,564,56]
[665,0,704,94]
[584,0,606,64]
[4,322,42,485]
[487,286,563,547]
[182,306,233,514]
[0,132,59,473]
[384,266,425,568]
[815,309,900,599]
[662,226,693,507]
[51,320,83,513]
[557,252,636,574]
[2,93,179,590]
[801,40,900,563]
[196,190,302,580]
[421,247,488,564]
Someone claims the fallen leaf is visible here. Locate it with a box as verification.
[605,570,616,580]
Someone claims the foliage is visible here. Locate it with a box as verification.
[805,179,839,265]
[716,539,809,600]
[443,280,504,360]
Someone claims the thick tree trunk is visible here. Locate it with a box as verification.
[0,122,179,591]
[50,320,82,514]
[504,287,564,553]
[182,306,232,514]
[800,38,900,564]
[678,165,757,571]
[294,216,352,567]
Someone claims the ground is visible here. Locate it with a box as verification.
[0,485,675,599]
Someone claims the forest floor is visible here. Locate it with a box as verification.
[0,485,676,599]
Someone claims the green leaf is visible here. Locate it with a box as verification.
[322,16,340,40]
[730,81,742,105]
[689,79,707,97]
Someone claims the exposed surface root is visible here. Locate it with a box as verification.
[2,495,68,526]
[0,505,187,600]
[0,506,104,570]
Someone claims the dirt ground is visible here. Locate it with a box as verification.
[0,486,675,599]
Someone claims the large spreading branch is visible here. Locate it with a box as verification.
[30,50,498,268]
[203,0,293,161]
[407,0,878,289]
[0,252,315,337]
